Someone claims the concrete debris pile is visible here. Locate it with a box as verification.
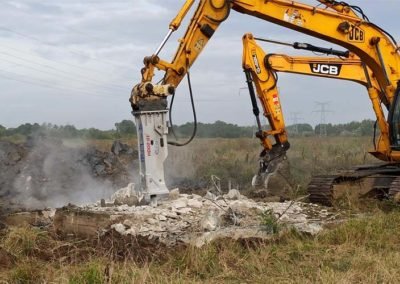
[54,185,341,247]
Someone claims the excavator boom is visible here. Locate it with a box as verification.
[131,0,400,200]
[137,0,399,103]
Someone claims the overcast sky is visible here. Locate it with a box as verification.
[1,0,399,129]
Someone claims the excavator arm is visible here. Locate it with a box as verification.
[130,0,400,199]
[233,0,400,103]
[132,0,399,107]
[241,33,390,187]
[261,45,391,161]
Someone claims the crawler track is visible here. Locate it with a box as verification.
[308,176,336,206]
[389,177,400,197]
[307,163,400,206]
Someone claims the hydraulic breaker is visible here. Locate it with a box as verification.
[132,103,170,202]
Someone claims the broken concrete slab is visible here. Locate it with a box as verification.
[223,189,241,200]
[111,183,143,206]
[2,209,55,228]
[52,189,343,247]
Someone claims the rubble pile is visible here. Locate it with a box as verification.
[0,139,138,212]
[54,185,341,247]
[0,141,27,198]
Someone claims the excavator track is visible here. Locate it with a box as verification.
[308,176,337,206]
[308,164,400,206]
[389,177,400,198]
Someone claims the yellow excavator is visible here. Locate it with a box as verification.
[130,0,400,204]
[242,33,388,203]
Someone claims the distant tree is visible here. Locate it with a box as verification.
[59,125,79,138]
[360,119,376,136]
[175,121,253,138]
[0,125,5,137]
[314,120,375,137]
[321,123,339,136]
[115,120,136,137]
[8,123,41,136]
[287,123,313,135]
[82,128,113,139]
[298,124,313,133]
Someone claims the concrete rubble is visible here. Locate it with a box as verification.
[51,185,343,247]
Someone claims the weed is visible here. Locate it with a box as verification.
[173,244,221,280]
[260,209,280,234]
[2,227,50,257]
[8,261,45,284]
[69,261,105,284]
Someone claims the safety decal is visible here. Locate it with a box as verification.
[272,94,281,114]
[272,94,280,105]
[194,39,205,52]
[283,8,305,27]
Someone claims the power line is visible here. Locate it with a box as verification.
[289,112,303,135]
[0,26,134,72]
[0,50,127,89]
[0,52,126,92]
[1,56,124,96]
[0,69,123,99]
[313,101,334,137]
[1,42,132,81]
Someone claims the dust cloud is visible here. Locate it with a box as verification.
[0,137,138,210]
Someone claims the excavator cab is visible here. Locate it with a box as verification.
[389,84,400,149]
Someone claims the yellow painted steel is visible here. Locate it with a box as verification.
[266,55,378,89]
[135,0,400,161]
[169,0,196,30]
[233,0,400,104]
[141,1,399,98]
[242,33,391,159]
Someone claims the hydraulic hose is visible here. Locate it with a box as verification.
[168,71,198,146]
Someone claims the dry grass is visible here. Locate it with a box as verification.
[1,212,400,283]
[62,136,375,193]
[1,136,397,283]
[164,136,376,195]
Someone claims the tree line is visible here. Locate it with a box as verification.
[0,120,136,140]
[174,120,377,137]
[0,119,377,140]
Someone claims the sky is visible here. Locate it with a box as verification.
[0,0,399,129]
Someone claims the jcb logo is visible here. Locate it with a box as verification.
[348,25,365,42]
[310,64,342,76]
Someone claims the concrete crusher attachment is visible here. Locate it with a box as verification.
[132,107,170,202]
